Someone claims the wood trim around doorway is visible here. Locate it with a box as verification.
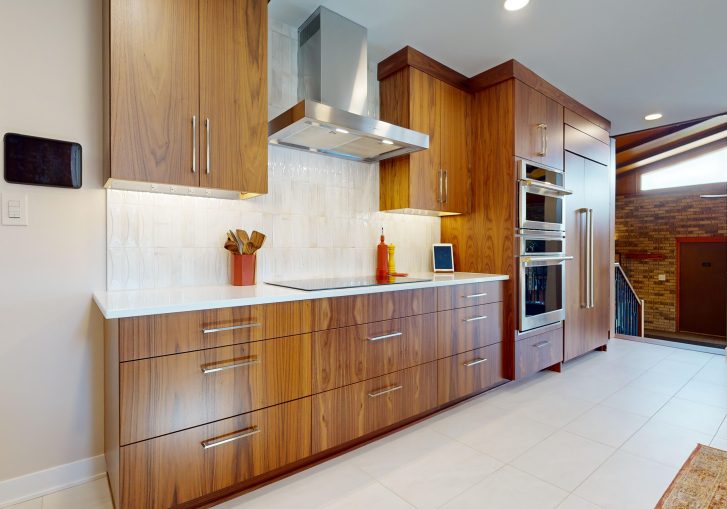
[675,236,727,332]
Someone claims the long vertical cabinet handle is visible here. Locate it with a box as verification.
[443,170,449,204]
[437,170,443,204]
[205,118,211,175]
[579,208,588,308]
[588,208,595,309]
[537,123,548,156]
[191,116,197,174]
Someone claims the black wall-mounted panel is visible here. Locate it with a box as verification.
[4,133,82,188]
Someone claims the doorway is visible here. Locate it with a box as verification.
[677,237,727,340]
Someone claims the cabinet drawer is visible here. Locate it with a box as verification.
[515,327,564,379]
[313,313,437,393]
[564,124,609,165]
[120,334,311,444]
[312,362,437,453]
[437,281,503,311]
[437,303,503,357]
[438,342,505,405]
[119,398,311,509]
[118,300,312,361]
[312,288,436,330]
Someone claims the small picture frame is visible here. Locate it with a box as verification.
[432,243,455,272]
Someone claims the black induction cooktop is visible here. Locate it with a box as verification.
[265,276,431,292]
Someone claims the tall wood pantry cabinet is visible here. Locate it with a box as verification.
[103,0,268,196]
[378,48,470,215]
[563,111,613,361]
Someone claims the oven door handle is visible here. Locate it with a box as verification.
[521,255,573,267]
[521,179,573,196]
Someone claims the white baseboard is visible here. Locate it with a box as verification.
[0,455,106,508]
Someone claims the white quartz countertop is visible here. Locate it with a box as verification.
[93,272,508,319]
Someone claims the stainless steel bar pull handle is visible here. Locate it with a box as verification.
[202,323,262,334]
[368,385,403,398]
[192,116,197,173]
[464,292,488,299]
[588,208,595,309]
[438,169,443,204]
[443,170,449,204]
[201,357,260,374]
[578,208,589,308]
[537,123,548,156]
[533,341,551,348]
[205,117,211,175]
[367,332,403,342]
[464,315,488,323]
[464,357,488,367]
[201,426,260,449]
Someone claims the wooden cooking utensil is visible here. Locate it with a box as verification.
[250,231,266,253]
[236,229,250,245]
[224,239,239,254]
[228,230,243,254]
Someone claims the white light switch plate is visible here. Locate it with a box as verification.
[658,274,666,281]
[1,193,29,226]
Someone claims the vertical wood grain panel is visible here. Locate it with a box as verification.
[104,319,120,507]
[199,0,267,194]
[439,80,470,214]
[109,0,199,185]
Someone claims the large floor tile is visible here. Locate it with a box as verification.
[556,494,603,509]
[621,420,711,468]
[574,450,677,509]
[430,403,557,463]
[440,466,568,509]
[665,348,716,366]
[600,385,671,416]
[652,397,727,435]
[318,482,414,509]
[511,430,614,491]
[564,404,648,448]
[42,478,113,509]
[694,362,727,386]
[710,437,727,450]
[352,427,502,509]
[627,368,693,396]
[677,379,727,409]
[218,460,378,509]
[508,392,595,428]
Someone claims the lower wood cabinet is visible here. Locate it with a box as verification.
[119,398,311,509]
[515,326,564,379]
[437,342,505,405]
[106,281,508,508]
[437,303,503,358]
[120,334,312,444]
[312,362,438,453]
[312,313,437,393]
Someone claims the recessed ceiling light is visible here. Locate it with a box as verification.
[335,128,349,134]
[504,0,530,11]
[644,113,663,121]
[381,139,394,145]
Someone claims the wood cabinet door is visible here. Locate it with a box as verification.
[438,81,470,213]
[110,0,200,186]
[564,153,610,361]
[514,80,564,170]
[564,152,587,361]
[199,0,268,194]
[408,68,441,211]
[584,158,611,348]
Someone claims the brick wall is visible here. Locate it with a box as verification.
[615,191,727,332]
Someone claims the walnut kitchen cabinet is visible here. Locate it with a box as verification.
[378,49,470,215]
[563,114,613,361]
[514,80,564,170]
[104,0,268,196]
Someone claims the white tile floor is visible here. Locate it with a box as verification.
[9,339,727,509]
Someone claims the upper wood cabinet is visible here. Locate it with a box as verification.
[379,67,470,215]
[105,0,268,195]
[514,80,564,170]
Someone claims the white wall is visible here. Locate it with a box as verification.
[107,18,440,289]
[0,0,106,492]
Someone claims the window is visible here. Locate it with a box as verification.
[641,145,727,191]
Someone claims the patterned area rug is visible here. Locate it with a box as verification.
[656,444,727,508]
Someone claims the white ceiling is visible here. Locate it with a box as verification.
[269,0,727,135]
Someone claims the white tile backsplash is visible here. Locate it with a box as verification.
[106,18,440,290]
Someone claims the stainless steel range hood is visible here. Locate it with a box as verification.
[268,7,429,163]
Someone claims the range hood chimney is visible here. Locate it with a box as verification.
[268,7,429,163]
